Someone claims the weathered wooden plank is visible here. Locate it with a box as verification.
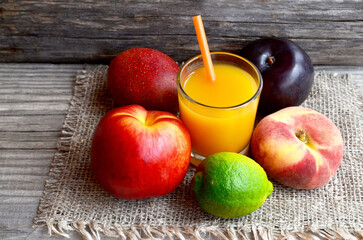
[0,174,50,182]
[0,76,74,85]
[0,64,82,69]
[0,80,73,85]
[0,159,53,167]
[0,180,47,191]
[0,210,40,222]
[0,133,60,144]
[1,35,362,66]
[0,140,58,149]
[0,134,60,144]
[0,85,73,92]
[1,1,362,37]
[0,64,78,240]
[0,94,71,103]
[0,1,362,65]
[0,70,78,75]
[0,115,65,131]
[0,88,73,95]
[0,165,50,176]
[0,102,69,113]
[0,149,55,160]
[0,190,44,199]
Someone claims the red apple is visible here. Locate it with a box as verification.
[107,48,179,114]
[251,106,343,189]
[91,104,191,199]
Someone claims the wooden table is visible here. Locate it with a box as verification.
[0,63,362,239]
[0,0,362,238]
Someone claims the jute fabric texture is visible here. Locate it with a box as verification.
[34,66,363,240]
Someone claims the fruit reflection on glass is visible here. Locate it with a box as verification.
[177,16,263,158]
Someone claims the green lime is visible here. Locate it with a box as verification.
[192,152,273,218]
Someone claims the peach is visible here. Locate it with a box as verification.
[251,106,343,189]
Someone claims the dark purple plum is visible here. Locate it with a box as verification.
[240,37,314,115]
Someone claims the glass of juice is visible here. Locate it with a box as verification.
[177,52,263,159]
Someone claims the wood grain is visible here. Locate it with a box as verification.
[0,63,81,240]
[0,0,362,65]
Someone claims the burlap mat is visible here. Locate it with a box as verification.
[34,66,363,240]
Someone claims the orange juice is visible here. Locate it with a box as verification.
[182,64,257,107]
[177,52,262,157]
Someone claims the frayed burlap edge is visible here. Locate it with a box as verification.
[33,68,94,238]
[34,67,363,240]
[44,220,363,240]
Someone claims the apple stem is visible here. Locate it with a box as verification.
[295,129,308,144]
[266,56,275,65]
